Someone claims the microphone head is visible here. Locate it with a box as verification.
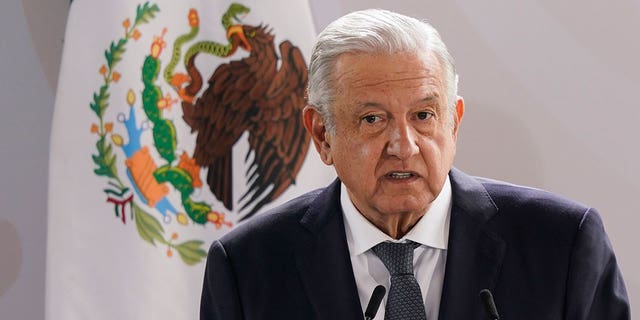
[479,289,500,320]
[364,285,386,319]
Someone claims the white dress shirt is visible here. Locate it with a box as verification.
[341,177,452,320]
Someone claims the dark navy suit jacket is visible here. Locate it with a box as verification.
[200,168,630,319]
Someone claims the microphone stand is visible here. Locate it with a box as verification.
[364,285,386,320]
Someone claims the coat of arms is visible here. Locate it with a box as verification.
[89,2,309,265]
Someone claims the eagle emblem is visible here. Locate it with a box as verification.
[177,19,310,220]
[88,2,310,265]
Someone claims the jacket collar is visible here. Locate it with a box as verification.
[438,167,506,319]
[295,179,364,319]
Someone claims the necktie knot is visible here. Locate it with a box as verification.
[372,241,419,276]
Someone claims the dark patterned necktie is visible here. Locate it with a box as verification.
[372,241,427,320]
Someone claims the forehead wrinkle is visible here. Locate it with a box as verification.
[350,75,433,89]
[333,67,356,87]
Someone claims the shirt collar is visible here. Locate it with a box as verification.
[341,176,452,256]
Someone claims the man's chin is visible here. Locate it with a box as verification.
[374,199,432,217]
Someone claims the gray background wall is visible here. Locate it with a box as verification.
[1,0,637,318]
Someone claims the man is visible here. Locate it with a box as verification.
[200,9,630,320]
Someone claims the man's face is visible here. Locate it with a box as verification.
[307,51,463,227]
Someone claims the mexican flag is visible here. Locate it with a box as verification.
[46,1,332,319]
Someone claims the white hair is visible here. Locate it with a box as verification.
[307,9,459,133]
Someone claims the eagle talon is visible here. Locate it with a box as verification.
[170,73,195,103]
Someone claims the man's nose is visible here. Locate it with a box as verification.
[386,120,419,160]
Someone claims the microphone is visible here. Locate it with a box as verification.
[479,289,500,320]
[364,285,386,320]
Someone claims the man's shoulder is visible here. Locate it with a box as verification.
[460,175,598,237]
[474,175,590,214]
[451,168,590,215]
[454,172,600,249]
[217,185,328,248]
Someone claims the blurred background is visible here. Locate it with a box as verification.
[1,0,638,318]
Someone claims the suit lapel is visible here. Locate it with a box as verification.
[438,168,506,319]
[294,180,363,319]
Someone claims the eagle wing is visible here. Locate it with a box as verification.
[240,40,310,219]
[182,32,310,219]
[182,58,257,211]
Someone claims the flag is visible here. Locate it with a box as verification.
[46,1,333,319]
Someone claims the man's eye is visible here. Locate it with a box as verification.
[416,111,433,120]
[363,115,380,124]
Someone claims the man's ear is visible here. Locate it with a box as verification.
[303,105,334,165]
[451,96,465,140]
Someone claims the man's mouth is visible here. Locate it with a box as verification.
[387,172,415,179]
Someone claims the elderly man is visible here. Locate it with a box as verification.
[200,9,630,320]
